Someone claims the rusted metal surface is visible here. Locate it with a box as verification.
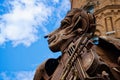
[33,1,120,79]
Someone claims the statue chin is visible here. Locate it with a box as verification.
[48,42,61,52]
[48,35,65,52]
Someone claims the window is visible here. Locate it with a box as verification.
[105,17,115,35]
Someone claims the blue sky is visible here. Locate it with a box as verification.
[0,0,70,80]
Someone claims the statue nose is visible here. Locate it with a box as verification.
[44,33,53,38]
[44,35,48,38]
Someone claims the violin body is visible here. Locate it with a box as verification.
[51,36,104,80]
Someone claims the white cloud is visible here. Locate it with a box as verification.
[0,0,52,47]
[57,0,70,19]
[0,0,70,47]
[0,72,10,80]
[54,0,70,28]
[0,71,35,80]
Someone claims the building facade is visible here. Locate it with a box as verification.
[70,0,120,38]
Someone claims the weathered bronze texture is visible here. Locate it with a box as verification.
[34,0,120,80]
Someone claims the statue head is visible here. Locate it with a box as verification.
[45,8,96,52]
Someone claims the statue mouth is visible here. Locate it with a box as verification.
[47,35,56,44]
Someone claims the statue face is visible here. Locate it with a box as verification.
[45,9,96,52]
[46,27,71,52]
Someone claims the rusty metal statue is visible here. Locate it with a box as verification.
[34,8,120,80]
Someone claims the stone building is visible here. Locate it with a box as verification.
[70,0,120,38]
